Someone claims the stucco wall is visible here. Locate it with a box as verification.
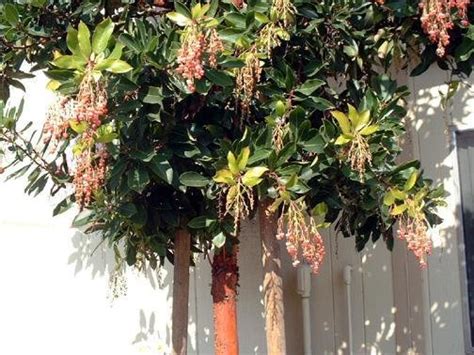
[0,68,472,355]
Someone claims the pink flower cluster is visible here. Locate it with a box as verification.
[397,215,432,267]
[176,27,224,92]
[276,201,326,274]
[75,75,108,130]
[419,0,470,57]
[43,96,76,151]
[43,72,110,209]
[73,147,108,208]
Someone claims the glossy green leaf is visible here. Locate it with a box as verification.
[237,147,250,170]
[128,168,150,193]
[66,27,81,56]
[167,12,192,26]
[242,167,268,187]
[404,171,418,191]
[179,172,210,187]
[391,204,407,216]
[296,79,325,96]
[4,4,19,26]
[212,232,226,248]
[188,216,217,229]
[77,21,92,58]
[214,169,235,185]
[331,111,351,134]
[53,55,87,70]
[106,60,133,74]
[92,18,115,54]
[360,124,379,136]
[335,134,352,145]
[149,155,174,185]
[227,151,239,175]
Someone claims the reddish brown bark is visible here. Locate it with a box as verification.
[211,248,239,355]
[259,199,287,354]
[172,230,191,355]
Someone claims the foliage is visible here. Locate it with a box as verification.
[0,0,471,273]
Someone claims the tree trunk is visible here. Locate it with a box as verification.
[172,230,191,355]
[211,248,239,355]
[259,199,287,354]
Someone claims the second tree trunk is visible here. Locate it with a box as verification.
[172,229,191,355]
[259,199,287,354]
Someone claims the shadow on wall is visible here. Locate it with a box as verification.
[406,67,473,353]
[66,220,267,355]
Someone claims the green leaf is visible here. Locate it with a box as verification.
[118,33,142,53]
[392,189,407,200]
[70,120,88,133]
[347,104,358,123]
[4,4,19,26]
[247,149,271,165]
[212,232,226,248]
[167,12,192,26]
[188,216,217,229]
[143,86,163,105]
[335,134,352,145]
[360,124,379,136]
[175,2,192,18]
[95,124,118,143]
[128,168,150,193]
[77,21,92,58]
[94,58,115,71]
[391,204,407,216]
[313,202,328,216]
[296,79,325,96]
[30,0,47,7]
[255,12,270,24]
[242,167,268,187]
[331,111,351,134]
[108,42,125,60]
[106,60,133,74]
[53,55,87,70]
[404,171,418,191]
[383,190,395,206]
[179,172,210,187]
[118,203,137,218]
[303,134,325,153]
[66,27,81,56]
[72,209,94,227]
[53,195,74,216]
[355,110,371,131]
[148,154,174,185]
[92,18,115,54]
[343,45,358,58]
[275,100,286,116]
[237,147,250,170]
[130,204,147,226]
[213,169,235,185]
[227,151,239,175]
[205,69,234,87]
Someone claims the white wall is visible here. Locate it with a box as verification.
[407,67,474,354]
[0,68,472,355]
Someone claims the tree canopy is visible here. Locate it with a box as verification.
[0,0,472,277]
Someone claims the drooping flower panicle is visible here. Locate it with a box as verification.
[73,146,108,208]
[419,0,470,57]
[176,25,224,92]
[275,199,325,274]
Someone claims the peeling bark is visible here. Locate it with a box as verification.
[211,248,239,355]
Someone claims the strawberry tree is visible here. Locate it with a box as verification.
[0,0,472,354]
